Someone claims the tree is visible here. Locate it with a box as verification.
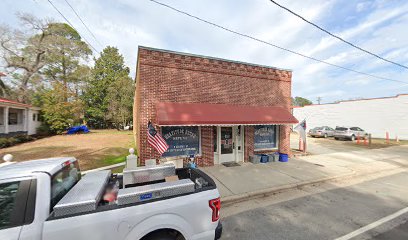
[0,14,51,103]
[106,75,134,129]
[292,96,313,107]
[84,46,132,128]
[0,72,9,97]
[35,82,83,134]
[42,23,92,100]
[0,14,91,103]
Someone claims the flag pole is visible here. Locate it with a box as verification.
[302,118,306,153]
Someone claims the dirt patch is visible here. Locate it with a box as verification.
[0,130,134,170]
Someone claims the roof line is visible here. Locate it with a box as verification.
[0,98,32,108]
[138,46,293,72]
[294,93,408,108]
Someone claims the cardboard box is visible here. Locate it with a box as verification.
[165,175,179,182]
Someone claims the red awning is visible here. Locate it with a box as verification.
[156,102,298,126]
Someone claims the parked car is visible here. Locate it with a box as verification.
[0,157,222,240]
[308,126,335,138]
[334,126,367,141]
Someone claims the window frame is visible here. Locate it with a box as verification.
[8,112,18,125]
[254,125,279,152]
[49,161,81,212]
[160,126,202,158]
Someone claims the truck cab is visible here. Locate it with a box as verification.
[0,157,80,240]
[0,157,222,240]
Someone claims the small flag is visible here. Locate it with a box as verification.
[294,119,307,152]
[147,121,169,155]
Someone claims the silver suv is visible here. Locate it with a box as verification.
[308,126,335,138]
[334,126,367,141]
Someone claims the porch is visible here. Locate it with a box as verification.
[0,106,28,136]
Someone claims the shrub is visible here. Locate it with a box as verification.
[0,135,35,148]
[36,124,52,136]
[0,138,10,148]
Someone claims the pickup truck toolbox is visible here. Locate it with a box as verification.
[0,156,222,240]
[53,170,111,217]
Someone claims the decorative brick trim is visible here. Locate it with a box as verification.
[135,47,293,166]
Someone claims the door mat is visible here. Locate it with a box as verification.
[222,162,241,167]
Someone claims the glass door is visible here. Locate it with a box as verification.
[220,127,235,163]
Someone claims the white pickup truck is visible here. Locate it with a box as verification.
[0,157,222,240]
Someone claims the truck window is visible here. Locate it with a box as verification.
[0,181,21,229]
[50,161,81,211]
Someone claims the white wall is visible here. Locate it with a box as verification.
[293,94,408,140]
[28,109,41,135]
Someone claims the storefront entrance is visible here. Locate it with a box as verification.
[220,127,234,163]
[215,126,244,164]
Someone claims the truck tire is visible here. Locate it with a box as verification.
[142,230,184,240]
[351,135,355,141]
[334,137,339,140]
[324,133,328,138]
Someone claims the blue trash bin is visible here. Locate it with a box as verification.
[260,154,269,163]
[279,153,289,162]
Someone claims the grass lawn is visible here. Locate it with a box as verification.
[0,129,134,171]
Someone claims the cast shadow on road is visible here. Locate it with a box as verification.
[221,172,408,240]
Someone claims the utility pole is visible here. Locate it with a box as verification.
[317,97,322,105]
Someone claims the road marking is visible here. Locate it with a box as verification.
[334,206,408,240]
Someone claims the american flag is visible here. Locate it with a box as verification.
[147,121,169,155]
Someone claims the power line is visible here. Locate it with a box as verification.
[63,0,103,48]
[47,0,99,53]
[148,0,407,85]
[269,0,408,70]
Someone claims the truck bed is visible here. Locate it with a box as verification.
[48,167,216,220]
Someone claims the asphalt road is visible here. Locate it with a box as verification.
[220,171,408,240]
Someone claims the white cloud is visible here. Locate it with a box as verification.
[356,2,371,12]
[0,0,407,103]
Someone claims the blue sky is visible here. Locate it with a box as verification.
[1,0,408,103]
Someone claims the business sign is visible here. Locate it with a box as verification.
[254,125,277,150]
[162,126,200,157]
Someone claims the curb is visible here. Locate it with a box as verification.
[221,171,356,205]
[221,165,406,205]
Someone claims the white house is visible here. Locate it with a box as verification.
[293,94,408,140]
[0,98,41,136]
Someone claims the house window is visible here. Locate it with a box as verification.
[254,125,278,150]
[161,126,200,157]
[33,113,36,121]
[8,113,18,125]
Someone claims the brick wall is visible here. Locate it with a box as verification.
[134,47,293,166]
[244,126,254,162]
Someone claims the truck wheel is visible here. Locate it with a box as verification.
[142,230,184,240]
[351,135,355,141]
[334,137,339,140]
[324,133,328,138]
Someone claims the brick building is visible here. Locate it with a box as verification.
[134,46,298,167]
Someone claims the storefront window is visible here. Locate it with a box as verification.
[161,126,200,157]
[254,125,278,150]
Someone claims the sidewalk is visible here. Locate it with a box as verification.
[201,159,354,202]
[201,145,408,204]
